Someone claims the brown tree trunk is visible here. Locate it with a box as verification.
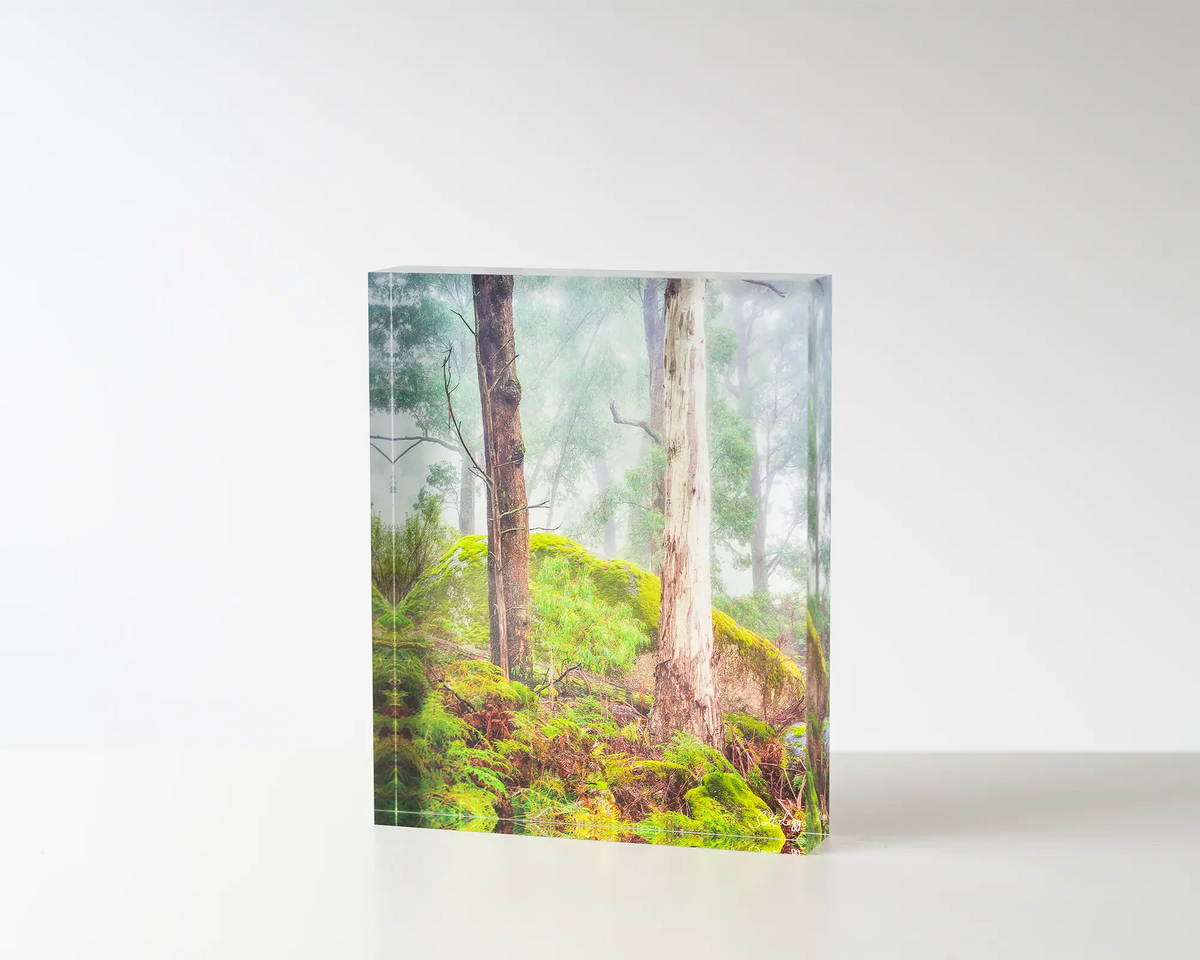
[648,278,723,750]
[458,456,475,535]
[473,274,531,681]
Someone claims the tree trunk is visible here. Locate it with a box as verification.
[749,450,768,593]
[643,280,666,444]
[735,310,769,593]
[642,280,667,569]
[649,278,723,750]
[458,455,475,535]
[594,457,617,556]
[473,274,531,682]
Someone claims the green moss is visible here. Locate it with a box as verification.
[715,609,805,697]
[400,533,802,693]
[400,535,491,649]
[684,772,785,849]
[726,712,775,743]
[443,658,536,712]
[635,771,786,852]
[690,771,765,813]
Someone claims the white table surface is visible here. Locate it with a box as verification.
[2,750,1196,959]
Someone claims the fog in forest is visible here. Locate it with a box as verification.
[370,273,827,601]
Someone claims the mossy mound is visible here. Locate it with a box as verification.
[398,533,803,696]
[635,772,786,852]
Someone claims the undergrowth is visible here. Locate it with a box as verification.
[373,625,812,853]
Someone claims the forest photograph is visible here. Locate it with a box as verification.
[369,270,831,854]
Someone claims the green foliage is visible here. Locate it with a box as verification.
[708,376,757,554]
[400,534,491,648]
[400,532,803,696]
[726,712,775,743]
[378,609,412,632]
[423,460,460,511]
[804,767,823,843]
[660,732,736,779]
[511,776,575,824]
[372,585,393,618]
[371,492,455,606]
[374,620,802,851]
[579,445,666,572]
[374,642,521,827]
[368,272,479,440]
[707,324,738,373]
[443,658,536,712]
[714,589,807,662]
[531,554,651,676]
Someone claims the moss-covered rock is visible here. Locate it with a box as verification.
[636,772,786,852]
[397,533,803,697]
[686,773,784,846]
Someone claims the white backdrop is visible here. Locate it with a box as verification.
[2,2,1197,752]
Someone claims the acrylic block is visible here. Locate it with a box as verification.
[369,270,830,854]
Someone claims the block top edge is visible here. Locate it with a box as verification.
[370,266,830,282]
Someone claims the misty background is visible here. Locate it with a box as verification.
[2,3,1198,752]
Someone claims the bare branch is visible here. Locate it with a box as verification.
[443,351,490,486]
[448,308,476,338]
[744,279,788,298]
[533,662,582,696]
[610,401,661,445]
[370,434,460,454]
[370,439,424,465]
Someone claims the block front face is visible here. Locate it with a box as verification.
[370,272,830,853]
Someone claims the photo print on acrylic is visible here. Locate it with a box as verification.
[370,271,830,853]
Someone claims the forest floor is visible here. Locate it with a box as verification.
[372,534,824,853]
[374,631,813,853]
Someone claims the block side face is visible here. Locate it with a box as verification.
[805,277,832,845]
[370,272,829,854]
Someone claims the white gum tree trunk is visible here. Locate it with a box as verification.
[649,278,723,749]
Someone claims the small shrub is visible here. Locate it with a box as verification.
[372,491,454,605]
[530,554,650,676]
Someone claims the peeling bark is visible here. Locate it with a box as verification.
[642,279,667,568]
[648,278,723,750]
